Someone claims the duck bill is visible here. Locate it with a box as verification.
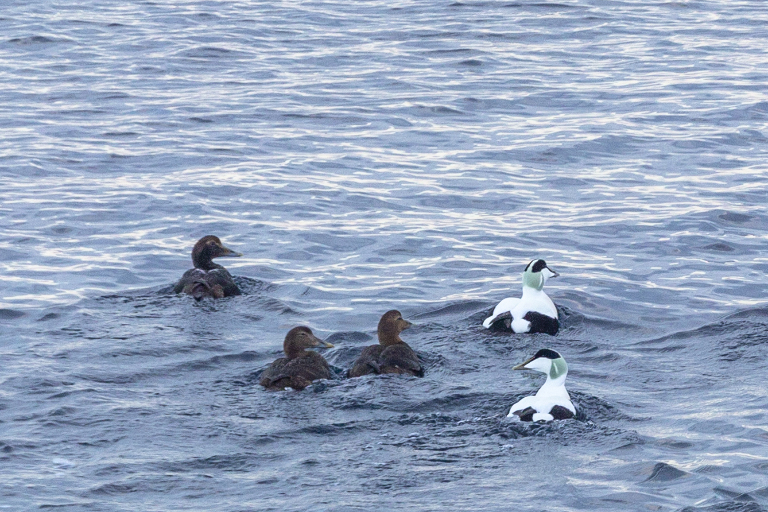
[547,266,560,278]
[401,320,413,330]
[311,335,334,349]
[513,356,536,371]
[218,246,243,258]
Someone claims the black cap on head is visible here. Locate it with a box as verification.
[525,259,547,273]
[533,348,561,360]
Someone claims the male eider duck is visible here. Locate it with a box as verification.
[483,259,559,335]
[508,349,575,422]
[260,326,335,391]
[348,310,423,378]
[173,235,242,299]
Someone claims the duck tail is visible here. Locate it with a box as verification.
[190,280,212,301]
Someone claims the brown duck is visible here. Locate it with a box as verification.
[260,326,335,391]
[348,310,423,378]
[173,235,242,299]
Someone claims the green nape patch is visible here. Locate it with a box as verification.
[550,358,568,379]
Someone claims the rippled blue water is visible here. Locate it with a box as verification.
[2,1,768,510]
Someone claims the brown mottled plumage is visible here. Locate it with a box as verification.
[348,310,423,378]
[260,326,335,391]
[173,235,242,299]
[182,279,225,300]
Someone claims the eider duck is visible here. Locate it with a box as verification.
[508,349,575,422]
[483,259,559,335]
[173,235,242,299]
[348,310,423,378]
[260,326,335,391]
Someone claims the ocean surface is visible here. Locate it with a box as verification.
[1,0,768,510]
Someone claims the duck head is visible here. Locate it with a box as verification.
[191,235,242,271]
[283,326,334,359]
[377,310,412,347]
[513,348,568,381]
[522,259,559,291]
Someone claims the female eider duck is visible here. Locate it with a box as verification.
[483,259,559,335]
[348,310,423,378]
[508,349,575,422]
[260,326,335,391]
[173,235,242,299]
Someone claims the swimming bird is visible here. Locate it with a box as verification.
[508,349,575,422]
[482,259,559,334]
[260,326,335,391]
[173,235,242,298]
[348,310,423,378]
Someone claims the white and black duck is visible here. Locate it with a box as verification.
[508,349,575,422]
[483,259,559,335]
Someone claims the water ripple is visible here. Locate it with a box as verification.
[2,0,768,510]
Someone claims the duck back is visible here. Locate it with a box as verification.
[512,404,574,422]
[349,343,422,377]
[174,267,240,297]
[379,343,422,376]
[260,352,332,391]
[348,345,384,377]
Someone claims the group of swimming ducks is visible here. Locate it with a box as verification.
[175,235,576,423]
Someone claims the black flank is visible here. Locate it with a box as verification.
[523,311,559,335]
